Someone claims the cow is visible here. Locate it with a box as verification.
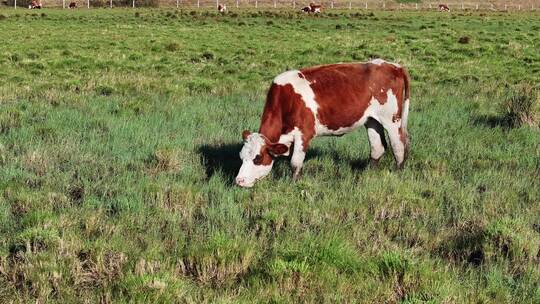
[28,0,42,9]
[309,3,322,13]
[235,59,410,188]
[218,3,227,13]
[69,1,77,8]
[438,4,450,11]
[301,3,322,13]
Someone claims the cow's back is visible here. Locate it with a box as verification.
[300,62,406,132]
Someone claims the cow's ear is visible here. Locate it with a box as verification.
[242,130,251,141]
[268,143,288,156]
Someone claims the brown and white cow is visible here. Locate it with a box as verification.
[309,3,322,13]
[301,3,322,13]
[218,3,227,13]
[438,4,450,11]
[28,0,42,9]
[236,59,410,188]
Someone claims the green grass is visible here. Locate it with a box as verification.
[1,8,539,303]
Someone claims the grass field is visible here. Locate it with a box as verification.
[0,8,539,303]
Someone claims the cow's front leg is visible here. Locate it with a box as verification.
[291,136,308,181]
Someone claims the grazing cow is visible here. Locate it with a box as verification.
[301,3,322,13]
[218,3,227,12]
[438,4,450,11]
[69,1,77,8]
[28,0,42,9]
[309,3,322,12]
[236,59,410,187]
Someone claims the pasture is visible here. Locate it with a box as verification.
[0,8,539,303]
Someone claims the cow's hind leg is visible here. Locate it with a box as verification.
[365,118,387,168]
[382,120,407,169]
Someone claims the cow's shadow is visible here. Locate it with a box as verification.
[198,143,243,185]
[306,148,370,171]
[197,143,370,185]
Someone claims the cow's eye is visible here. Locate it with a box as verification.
[253,154,262,165]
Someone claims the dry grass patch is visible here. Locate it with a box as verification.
[73,250,127,289]
[500,83,540,127]
[147,149,183,175]
[179,234,258,287]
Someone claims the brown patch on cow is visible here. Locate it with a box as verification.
[256,146,274,166]
[392,113,400,123]
[398,127,407,145]
[300,63,406,131]
[267,143,288,155]
[259,83,316,152]
[251,139,293,167]
[398,126,409,165]
[242,130,251,141]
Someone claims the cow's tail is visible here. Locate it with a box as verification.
[401,67,411,158]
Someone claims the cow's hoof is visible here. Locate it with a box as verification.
[370,158,380,168]
[292,171,302,181]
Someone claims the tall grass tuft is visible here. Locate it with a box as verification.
[501,83,540,127]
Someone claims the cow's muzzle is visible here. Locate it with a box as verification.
[235,177,254,188]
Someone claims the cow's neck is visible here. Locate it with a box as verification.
[258,119,282,143]
[258,85,284,143]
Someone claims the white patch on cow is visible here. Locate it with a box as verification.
[274,71,319,114]
[371,89,399,126]
[277,127,302,156]
[236,133,273,187]
[366,122,385,160]
[370,58,385,65]
[386,125,405,165]
[275,127,306,175]
[401,98,409,131]
[291,131,306,175]
[369,58,401,68]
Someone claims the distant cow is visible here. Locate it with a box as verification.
[438,4,450,11]
[218,3,227,12]
[28,0,42,8]
[236,59,411,187]
[69,1,77,8]
[310,3,322,12]
[301,3,322,13]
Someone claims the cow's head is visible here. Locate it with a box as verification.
[235,130,288,187]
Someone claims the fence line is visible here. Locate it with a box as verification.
[5,0,540,10]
